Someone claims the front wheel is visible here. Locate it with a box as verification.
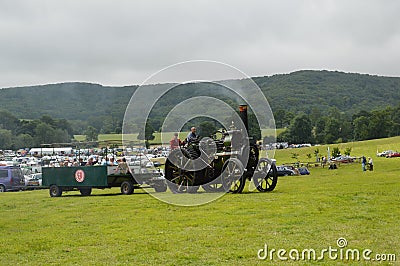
[121,181,134,195]
[253,158,278,192]
[49,185,62,197]
[221,158,245,193]
[0,185,6,192]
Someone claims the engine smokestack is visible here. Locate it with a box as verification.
[239,104,248,133]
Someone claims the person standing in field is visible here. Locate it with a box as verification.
[368,157,374,171]
[362,156,367,171]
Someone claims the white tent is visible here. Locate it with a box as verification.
[29,147,73,156]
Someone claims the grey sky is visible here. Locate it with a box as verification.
[1,0,399,88]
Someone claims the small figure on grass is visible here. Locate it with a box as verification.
[362,156,367,172]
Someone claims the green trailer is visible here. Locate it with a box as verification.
[42,166,167,197]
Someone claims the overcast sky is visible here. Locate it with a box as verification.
[1,0,399,88]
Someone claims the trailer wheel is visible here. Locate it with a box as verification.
[153,181,167,193]
[0,185,6,192]
[79,187,92,196]
[121,181,134,195]
[49,185,62,197]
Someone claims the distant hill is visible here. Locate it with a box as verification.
[0,70,399,132]
[0,82,137,121]
[254,70,400,114]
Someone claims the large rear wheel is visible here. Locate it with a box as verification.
[253,158,278,192]
[201,164,224,193]
[165,148,198,193]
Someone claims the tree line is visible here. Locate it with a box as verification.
[276,104,400,144]
[0,110,74,150]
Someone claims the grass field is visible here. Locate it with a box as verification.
[1,137,399,265]
[74,128,282,146]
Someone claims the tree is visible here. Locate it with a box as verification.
[198,121,217,138]
[331,147,341,158]
[314,148,320,162]
[344,147,352,156]
[353,116,369,140]
[0,110,20,133]
[368,110,390,139]
[0,129,13,149]
[137,123,155,142]
[85,126,99,141]
[287,114,313,143]
[14,134,34,149]
[324,117,341,144]
[274,108,286,128]
[34,123,55,145]
[314,117,327,144]
[40,115,56,127]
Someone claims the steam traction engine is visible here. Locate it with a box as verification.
[164,105,278,193]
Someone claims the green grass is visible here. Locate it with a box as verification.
[74,132,187,145]
[272,136,400,165]
[74,128,282,146]
[1,137,400,265]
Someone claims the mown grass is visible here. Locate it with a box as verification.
[1,137,400,265]
[74,128,282,146]
[74,132,183,145]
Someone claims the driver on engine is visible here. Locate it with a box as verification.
[186,127,198,143]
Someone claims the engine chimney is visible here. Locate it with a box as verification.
[239,104,249,133]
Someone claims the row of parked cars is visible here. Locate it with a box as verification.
[377,150,400,158]
[0,166,42,192]
[276,165,310,176]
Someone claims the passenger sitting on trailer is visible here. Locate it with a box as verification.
[170,133,182,150]
[79,158,85,166]
[86,157,95,166]
[115,158,132,175]
[72,159,79,167]
[108,157,118,166]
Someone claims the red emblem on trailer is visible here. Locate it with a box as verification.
[75,169,85,183]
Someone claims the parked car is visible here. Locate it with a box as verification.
[26,173,42,187]
[377,150,394,157]
[386,151,400,158]
[276,166,296,176]
[331,155,355,163]
[0,166,25,192]
[282,165,300,175]
[298,167,310,175]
